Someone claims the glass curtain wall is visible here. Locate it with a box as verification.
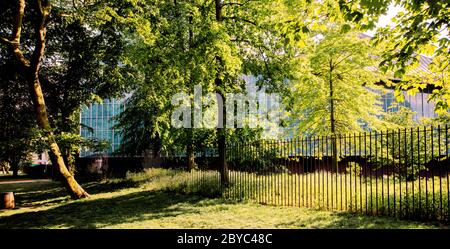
[79,99,125,157]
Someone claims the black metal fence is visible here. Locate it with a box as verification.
[183,125,450,222]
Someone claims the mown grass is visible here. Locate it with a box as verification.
[0,169,446,229]
[191,170,450,222]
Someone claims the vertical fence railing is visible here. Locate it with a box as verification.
[183,125,450,222]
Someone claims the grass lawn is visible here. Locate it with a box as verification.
[0,170,447,229]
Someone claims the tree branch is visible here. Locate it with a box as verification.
[222,0,253,7]
[37,0,44,15]
[229,38,252,44]
[333,52,354,68]
[215,0,222,21]
[12,0,26,44]
[0,37,13,46]
[6,0,30,70]
[30,0,51,74]
[258,46,273,81]
[222,16,257,26]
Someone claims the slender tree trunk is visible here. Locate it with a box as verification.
[11,161,19,177]
[185,14,195,171]
[215,76,229,185]
[329,60,338,173]
[217,124,229,185]
[187,145,196,171]
[214,0,229,186]
[28,75,89,198]
[0,0,88,199]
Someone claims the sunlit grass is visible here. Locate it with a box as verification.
[187,169,450,221]
[0,169,445,229]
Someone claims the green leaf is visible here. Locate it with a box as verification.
[340,24,351,33]
[394,68,405,78]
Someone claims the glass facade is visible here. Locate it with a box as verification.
[79,99,125,157]
[283,88,438,139]
[380,89,437,121]
[78,88,438,157]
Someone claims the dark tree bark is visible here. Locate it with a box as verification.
[0,0,89,199]
[214,0,229,186]
[187,142,196,171]
[11,161,19,177]
[329,59,338,172]
[184,5,196,172]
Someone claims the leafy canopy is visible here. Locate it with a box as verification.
[287,26,391,136]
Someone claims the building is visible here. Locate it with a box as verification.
[380,89,437,121]
[78,51,440,157]
[79,98,125,157]
[78,87,439,160]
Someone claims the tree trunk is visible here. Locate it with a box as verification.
[215,77,229,185]
[329,60,338,173]
[28,76,89,199]
[11,161,19,177]
[187,148,196,171]
[214,0,229,186]
[216,83,229,185]
[0,0,89,199]
[217,126,229,185]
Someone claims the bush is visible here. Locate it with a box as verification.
[123,168,222,198]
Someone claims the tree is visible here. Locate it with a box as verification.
[0,35,110,178]
[0,0,90,198]
[0,47,36,176]
[288,27,389,136]
[339,0,450,114]
[120,0,358,175]
[0,0,144,197]
[115,0,325,186]
[37,4,135,174]
[287,26,393,170]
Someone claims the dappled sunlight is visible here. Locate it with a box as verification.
[0,169,445,229]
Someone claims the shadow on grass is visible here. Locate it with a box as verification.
[1,174,446,229]
[0,189,221,228]
[0,181,64,207]
[0,177,150,208]
[326,212,447,228]
[274,209,447,229]
[0,174,40,182]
